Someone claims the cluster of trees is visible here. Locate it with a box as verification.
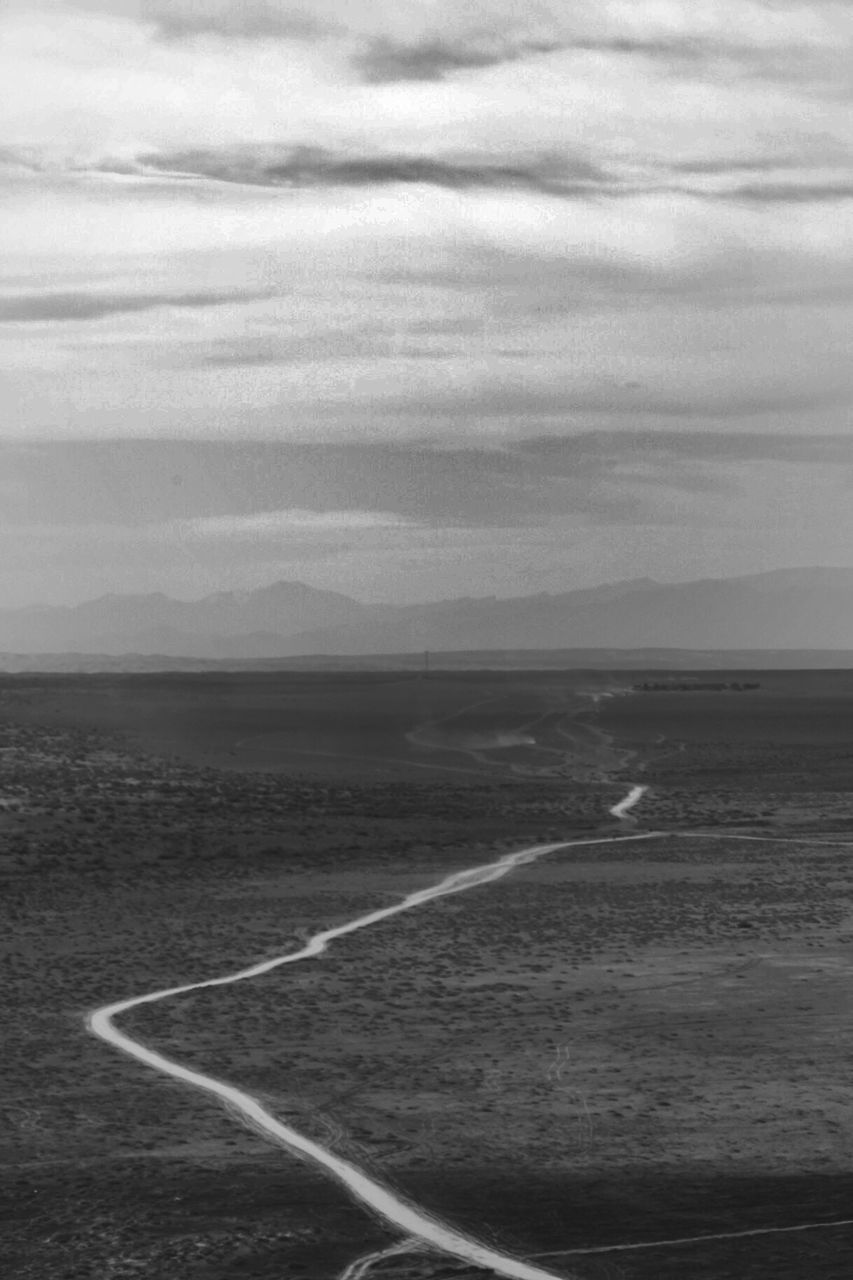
[633,681,761,692]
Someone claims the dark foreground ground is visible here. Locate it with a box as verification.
[3,670,853,1279]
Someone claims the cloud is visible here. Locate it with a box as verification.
[722,180,853,204]
[5,431,853,605]
[7,433,853,533]
[141,1,327,40]
[0,198,848,450]
[0,4,850,454]
[0,287,272,323]
[1,2,849,180]
[27,0,331,40]
[364,375,852,425]
[170,508,414,539]
[198,329,462,367]
[0,2,848,606]
[355,35,564,83]
[59,1,852,55]
[521,430,853,468]
[139,144,607,195]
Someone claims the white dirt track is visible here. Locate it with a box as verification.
[87,786,651,1280]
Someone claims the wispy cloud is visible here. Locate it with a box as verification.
[719,179,853,203]
[170,508,414,539]
[0,287,272,323]
[2,2,849,181]
[6,433,853,530]
[138,145,608,196]
[140,0,328,41]
[355,34,564,83]
[1,2,851,602]
[521,430,853,468]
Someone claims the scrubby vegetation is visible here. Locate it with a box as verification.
[4,671,853,1279]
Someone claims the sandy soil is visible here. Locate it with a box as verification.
[3,671,853,1279]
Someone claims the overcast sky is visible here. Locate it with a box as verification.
[2,0,852,605]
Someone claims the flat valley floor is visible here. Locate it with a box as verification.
[3,670,853,1279]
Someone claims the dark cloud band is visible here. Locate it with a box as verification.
[355,35,564,83]
[4,433,851,533]
[139,145,607,195]
[0,288,273,323]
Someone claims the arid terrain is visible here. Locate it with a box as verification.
[3,670,853,1279]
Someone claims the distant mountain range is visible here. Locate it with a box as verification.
[3,568,853,664]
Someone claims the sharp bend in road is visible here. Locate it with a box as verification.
[609,784,647,820]
[87,787,658,1280]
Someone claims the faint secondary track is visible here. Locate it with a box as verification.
[339,1237,423,1280]
[234,736,494,779]
[679,831,853,846]
[532,1214,853,1259]
[86,786,655,1280]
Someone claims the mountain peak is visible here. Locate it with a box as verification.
[2,568,853,659]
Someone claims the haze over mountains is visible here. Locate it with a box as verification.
[3,569,853,664]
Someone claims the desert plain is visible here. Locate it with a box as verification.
[3,669,853,1280]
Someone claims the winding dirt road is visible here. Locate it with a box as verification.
[608,784,646,819]
[86,786,651,1280]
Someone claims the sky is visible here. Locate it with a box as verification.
[1,0,852,606]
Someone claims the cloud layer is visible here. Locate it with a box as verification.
[3,434,852,606]
[1,1,851,601]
